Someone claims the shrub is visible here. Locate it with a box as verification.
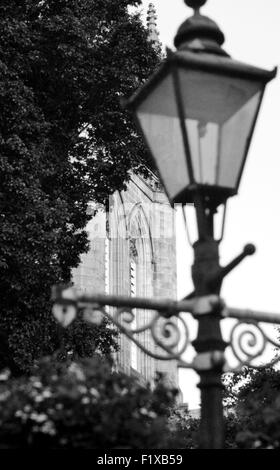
[0,355,179,449]
[167,406,200,449]
[223,368,280,449]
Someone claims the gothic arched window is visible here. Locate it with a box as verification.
[130,254,138,371]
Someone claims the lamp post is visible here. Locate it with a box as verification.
[125,0,276,449]
[52,0,279,450]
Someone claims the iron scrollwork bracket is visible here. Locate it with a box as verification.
[51,284,280,373]
[51,285,220,368]
[222,307,280,372]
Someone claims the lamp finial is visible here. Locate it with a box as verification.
[185,0,207,14]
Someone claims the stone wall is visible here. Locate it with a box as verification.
[72,173,178,387]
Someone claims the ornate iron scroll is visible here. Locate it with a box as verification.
[222,308,280,372]
[51,286,196,367]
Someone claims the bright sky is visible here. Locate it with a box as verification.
[139,0,280,408]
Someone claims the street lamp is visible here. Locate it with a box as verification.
[52,0,279,450]
[125,0,276,448]
[126,0,276,211]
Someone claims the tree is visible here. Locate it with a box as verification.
[0,0,161,372]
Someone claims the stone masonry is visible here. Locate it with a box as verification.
[72,173,178,387]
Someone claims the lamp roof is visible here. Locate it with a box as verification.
[125,50,277,111]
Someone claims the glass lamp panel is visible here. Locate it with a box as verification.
[179,69,263,188]
[136,73,189,202]
[186,119,219,185]
[218,90,262,188]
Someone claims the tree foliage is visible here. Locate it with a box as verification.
[222,367,280,449]
[0,0,161,371]
[170,367,280,449]
[167,406,200,449]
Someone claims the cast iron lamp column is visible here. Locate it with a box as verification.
[191,198,226,448]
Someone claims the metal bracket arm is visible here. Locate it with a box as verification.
[223,306,280,324]
[185,244,256,299]
[216,244,256,283]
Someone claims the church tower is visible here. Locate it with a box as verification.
[147,3,161,48]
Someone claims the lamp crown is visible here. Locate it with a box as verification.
[175,0,226,54]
